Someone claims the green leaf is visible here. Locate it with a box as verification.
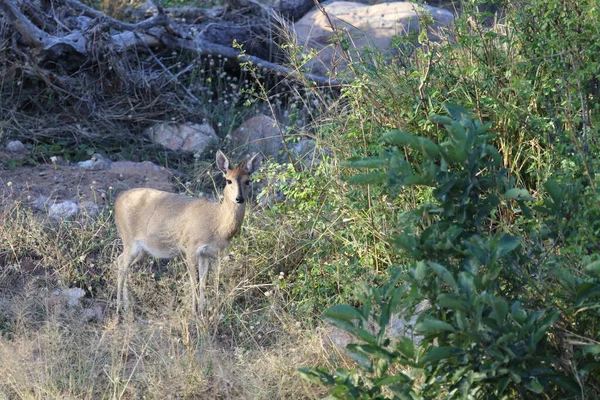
[444,103,470,121]
[384,130,419,147]
[437,293,469,312]
[428,262,458,292]
[420,346,464,365]
[347,172,388,185]
[414,261,428,281]
[497,234,519,258]
[495,376,510,395]
[354,328,377,344]
[417,137,441,159]
[374,373,413,386]
[429,114,453,125]
[584,260,600,275]
[543,179,564,205]
[351,344,395,361]
[490,296,509,325]
[343,156,388,169]
[511,302,527,324]
[525,377,544,394]
[298,367,336,385]
[346,346,374,372]
[324,305,365,323]
[533,311,560,344]
[583,345,600,356]
[396,337,415,360]
[416,319,456,335]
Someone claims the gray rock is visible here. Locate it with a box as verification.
[80,201,99,217]
[33,196,51,210]
[146,122,218,153]
[229,115,284,160]
[294,1,454,75]
[49,201,79,220]
[6,140,26,153]
[52,287,86,308]
[82,304,105,323]
[321,300,431,353]
[108,160,162,174]
[77,153,112,170]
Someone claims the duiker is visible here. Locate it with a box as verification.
[114,150,261,315]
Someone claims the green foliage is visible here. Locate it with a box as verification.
[250,158,394,316]
[301,104,600,398]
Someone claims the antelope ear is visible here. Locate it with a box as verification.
[216,150,230,174]
[246,153,262,175]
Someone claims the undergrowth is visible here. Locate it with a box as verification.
[2,0,600,398]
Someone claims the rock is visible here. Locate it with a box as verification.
[295,1,454,75]
[52,287,86,308]
[33,196,51,210]
[229,115,284,160]
[82,303,105,323]
[321,300,431,353]
[6,140,26,153]
[77,153,112,170]
[50,155,69,166]
[108,160,163,175]
[146,122,218,153]
[293,138,316,166]
[80,201,99,217]
[49,201,79,219]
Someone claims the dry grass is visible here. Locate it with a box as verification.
[0,199,337,399]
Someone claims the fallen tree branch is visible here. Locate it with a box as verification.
[163,36,339,87]
[60,0,171,32]
[0,0,338,86]
[0,0,86,54]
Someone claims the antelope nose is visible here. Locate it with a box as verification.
[235,196,245,204]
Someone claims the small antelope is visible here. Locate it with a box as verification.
[114,150,261,315]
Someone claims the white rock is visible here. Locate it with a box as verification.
[146,122,218,152]
[49,201,79,220]
[52,287,85,308]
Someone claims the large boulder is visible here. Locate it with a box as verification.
[145,122,218,153]
[228,115,284,160]
[294,1,454,75]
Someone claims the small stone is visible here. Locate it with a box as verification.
[77,153,112,170]
[33,196,51,210]
[6,140,26,152]
[49,201,79,220]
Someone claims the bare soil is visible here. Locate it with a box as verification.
[0,159,175,209]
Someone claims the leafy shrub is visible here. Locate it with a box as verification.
[300,104,600,399]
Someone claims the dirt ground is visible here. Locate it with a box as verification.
[0,157,176,209]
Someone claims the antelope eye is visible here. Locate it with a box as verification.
[226,179,232,185]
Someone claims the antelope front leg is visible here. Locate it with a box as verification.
[198,254,214,317]
[117,245,144,315]
[186,251,199,315]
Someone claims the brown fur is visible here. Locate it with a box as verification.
[114,151,261,315]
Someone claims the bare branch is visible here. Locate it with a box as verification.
[61,0,171,31]
[0,0,50,48]
[0,0,85,53]
[162,36,339,87]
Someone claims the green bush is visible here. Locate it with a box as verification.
[300,104,600,399]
